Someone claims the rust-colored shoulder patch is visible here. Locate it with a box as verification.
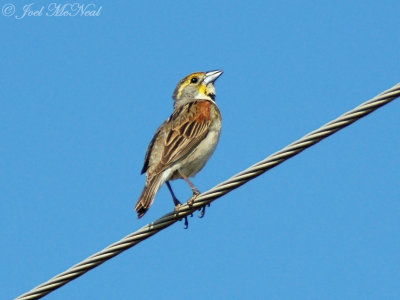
[192,101,211,123]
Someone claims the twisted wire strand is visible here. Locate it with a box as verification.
[16,83,400,300]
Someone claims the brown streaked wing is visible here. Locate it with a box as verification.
[141,125,162,174]
[155,101,212,174]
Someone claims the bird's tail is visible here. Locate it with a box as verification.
[135,174,164,218]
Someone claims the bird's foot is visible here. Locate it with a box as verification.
[174,203,181,212]
[199,203,211,218]
[187,190,200,207]
[175,204,193,229]
[172,196,182,207]
[183,216,189,229]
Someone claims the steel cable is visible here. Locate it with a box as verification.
[16,82,400,300]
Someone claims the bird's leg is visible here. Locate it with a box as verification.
[166,181,191,228]
[177,170,200,207]
[166,181,181,207]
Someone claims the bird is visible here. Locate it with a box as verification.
[135,70,223,222]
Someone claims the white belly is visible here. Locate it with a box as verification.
[166,128,221,180]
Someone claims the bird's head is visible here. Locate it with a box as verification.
[172,70,223,108]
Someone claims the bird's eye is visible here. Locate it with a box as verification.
[190,77,198,84]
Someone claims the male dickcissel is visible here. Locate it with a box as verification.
[135,70,223,219]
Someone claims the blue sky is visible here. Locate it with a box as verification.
[2,1,400,299]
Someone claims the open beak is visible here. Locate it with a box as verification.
[203,70,223,85]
